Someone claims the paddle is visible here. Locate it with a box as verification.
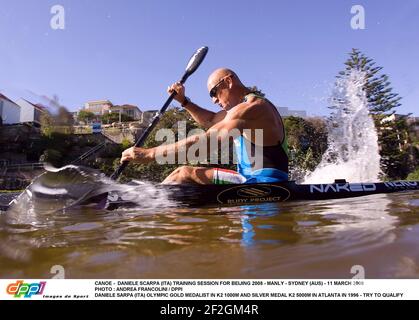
[110,46,208,180]
[6,46,209,213]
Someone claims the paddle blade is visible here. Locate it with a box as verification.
[182,46,208,82]
[7,165,110,214]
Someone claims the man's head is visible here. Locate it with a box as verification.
[207,68,248,111]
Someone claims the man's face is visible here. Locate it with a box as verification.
[207,75,232,110]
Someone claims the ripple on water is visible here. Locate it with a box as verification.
[62,222,103,232]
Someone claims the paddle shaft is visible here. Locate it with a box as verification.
[110,74,188,180]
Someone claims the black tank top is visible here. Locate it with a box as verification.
[235,93,289,176]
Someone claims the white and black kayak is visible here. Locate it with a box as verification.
[104,179,419,209]
[2,179,418,211]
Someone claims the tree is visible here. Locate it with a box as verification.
[40,107,74,136]
[284,116,328,180]
[40,110,54,138]
[55,107,75,134]
[77,110,95,123]
[101,112,134,124]
[339,49,412,179]
[381,120,414,180]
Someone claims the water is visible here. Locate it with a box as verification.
[0,191,418,278]
[304,70,382,183]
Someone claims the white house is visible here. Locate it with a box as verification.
[109,104,142,120]
[16,98,46,126]
[84,100,113,115]
[0,93,21,125]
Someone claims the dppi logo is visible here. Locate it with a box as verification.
[6,280,46,298]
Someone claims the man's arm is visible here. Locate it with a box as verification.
[153,116,243,159]
[184,102,226,128]
[121,114,243,164]
[167,81,226,128]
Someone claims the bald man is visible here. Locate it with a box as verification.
[121,68,289,184]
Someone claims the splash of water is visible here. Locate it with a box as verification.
[304,70,382,183]
[5,165,176,227]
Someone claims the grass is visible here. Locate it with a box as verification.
[406,168,419,181]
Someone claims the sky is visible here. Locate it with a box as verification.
[0,0,418,116]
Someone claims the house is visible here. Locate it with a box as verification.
[16,98,46,126]
[84,100,113,115]
[0,93,21,125]
[109,104,142,120]
[83,99,143,121]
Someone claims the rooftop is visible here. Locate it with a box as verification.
[0,93,18,105]
[85,100,113,105]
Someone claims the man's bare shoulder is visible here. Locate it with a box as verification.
[227,98,271,120]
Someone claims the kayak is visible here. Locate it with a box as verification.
[105,179,419,209]
[2,179,418,211]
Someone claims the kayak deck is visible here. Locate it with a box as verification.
[107,180,419,208]
[1,180,418,211]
